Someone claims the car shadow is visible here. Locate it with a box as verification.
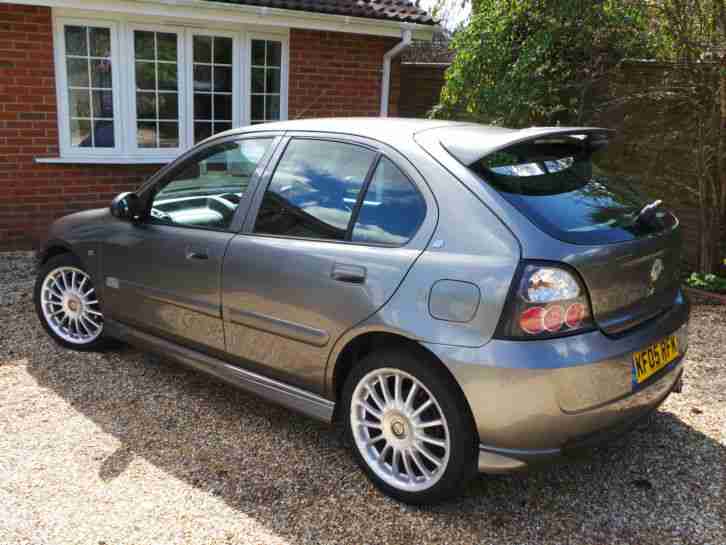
[14,310,726,544]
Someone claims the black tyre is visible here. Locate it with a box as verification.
[34,253,110,351]
[342,346,478,504]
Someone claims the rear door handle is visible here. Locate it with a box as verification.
[331,263,366,284]
[186,248,209,260]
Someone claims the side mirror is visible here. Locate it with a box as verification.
[110,192,141,221]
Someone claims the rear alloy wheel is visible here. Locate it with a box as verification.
[35,254,107,350]
[343,347,477,504]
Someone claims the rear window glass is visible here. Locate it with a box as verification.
[467,137,676,244]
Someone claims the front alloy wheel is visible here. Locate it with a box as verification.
[35,254,107,350]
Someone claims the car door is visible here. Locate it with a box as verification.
[222,134,437,394]
[101,135,278,354]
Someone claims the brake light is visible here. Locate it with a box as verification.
[496,263,594,339]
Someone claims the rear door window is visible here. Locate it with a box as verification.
[467,138,676,245]
[253,139,376,240]
[351,157,426,245]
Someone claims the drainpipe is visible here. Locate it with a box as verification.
[380,30,412,117]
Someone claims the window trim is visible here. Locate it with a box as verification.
[51,15,289,163]
[53,17,123,158]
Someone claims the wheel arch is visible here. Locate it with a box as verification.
[327,328,478,435]
[38,240,75,265]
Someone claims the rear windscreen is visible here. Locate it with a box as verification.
[467,137,677,244]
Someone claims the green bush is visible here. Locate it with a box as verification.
[685,272,726,294]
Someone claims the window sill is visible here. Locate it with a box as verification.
[34,155,176,165]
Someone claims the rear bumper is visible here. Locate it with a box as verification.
[424,290,689,473]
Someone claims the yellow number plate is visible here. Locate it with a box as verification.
[632,335,679,384]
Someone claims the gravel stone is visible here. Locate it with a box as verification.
[1,251,724,544]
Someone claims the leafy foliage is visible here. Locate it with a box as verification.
[686,272,726,293]
[433,0,652,127]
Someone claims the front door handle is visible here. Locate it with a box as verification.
[331,263,366,284]
[186,248,209,260]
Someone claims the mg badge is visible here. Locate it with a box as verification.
[650,258,664,283]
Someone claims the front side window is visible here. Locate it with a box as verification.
[193,35,234,143]
[351,157,426,245]
[250,39,282,124]
[150,138,272,230]
[254,140,376,240]
[134,30,180,149]
[64,25,115,148]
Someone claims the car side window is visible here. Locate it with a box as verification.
[149,138,272,230]
[253,139,376,241]
[351,157,426,245]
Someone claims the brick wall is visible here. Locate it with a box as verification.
[288,28,399,119]
[0,4,400,249]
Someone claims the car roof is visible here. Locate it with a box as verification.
[217,117,512,145]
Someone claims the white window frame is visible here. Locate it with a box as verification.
[186,29,241,145]
[53,17,123,159]
[50,15,289,164]
[246,32,289,126]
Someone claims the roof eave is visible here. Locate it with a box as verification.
[9,0,438,40]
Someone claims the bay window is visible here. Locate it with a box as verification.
[52,17,288,162]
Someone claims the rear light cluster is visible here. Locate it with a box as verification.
[496,263,594,339]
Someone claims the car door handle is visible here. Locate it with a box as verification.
[185,249,209,260]
[331,263,366,284]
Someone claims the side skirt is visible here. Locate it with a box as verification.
[106,319,336,423]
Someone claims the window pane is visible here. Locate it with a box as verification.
[251,95,264,121]
[135,62,155,90]
[213,66,232,93]
[69,89,90,117]
[158,93,178,120]
[70,119,91,147]
[137,122,157,148]
[251,68,265,93]
[151,139,273,229]
[194,122,212,143]
[89,27,111,57]
[134,31,155,60]
[158,63,178,91]
[159,122,179,148]
[136,92,156,119]
[266,68,280,94]
[215,37,233,64]
[352,157,426,245]
[254,140,375,240]
[251,40,265,66]
[67,58,89,87]
[266,95,280,120]
[193,35,212,63]
[266,41,281,67]
[65,25,115,150]
[214,94,232,121]
[90,59,112,88]
[92,120,115,148]
[194,65,212,92]
[215,122,232,134]
[91,90,114,118]
[194,94,212,120]
[65,26,87,56]
[157,33,177,61]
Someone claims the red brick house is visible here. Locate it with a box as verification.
[0,0,436,248]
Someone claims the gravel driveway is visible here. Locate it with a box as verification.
[1,251,725,545]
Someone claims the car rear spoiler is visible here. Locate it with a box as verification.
[441,126,615,166]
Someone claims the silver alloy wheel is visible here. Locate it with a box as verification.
[40,266,103,345]
[351,367,451,492]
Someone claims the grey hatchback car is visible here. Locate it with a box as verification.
[35,118,688,504]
